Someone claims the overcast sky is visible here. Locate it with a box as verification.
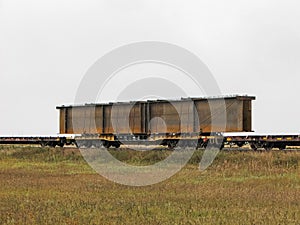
[0,0,300,135]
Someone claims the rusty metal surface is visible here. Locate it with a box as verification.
[193,98,253,133]
[109,103,144,134]
[148,101,195,133]
[57,96,255,135]
[243,100,252,131]
[195,98,239,133]
[59,108,66,134]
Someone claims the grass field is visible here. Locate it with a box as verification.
[1,146,300,224]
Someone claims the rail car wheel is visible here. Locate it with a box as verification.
[94,141,104,148]
[78,140,91,148]
[236,142,244,148]
[264,144,273,151]
[250,143,258,151]
[58,142,64,148]
[86,142,92,148]
[103,141,111,149]
[177,140,187,149]
[199,141,208,149]
[40,142,46,147]
[74,141,79,148]
[219,143,225,150]
[76,141,85,148]
[47,142,57,148]
[279,145,286,150]
[167,141,177,150]
[112,142,120,148]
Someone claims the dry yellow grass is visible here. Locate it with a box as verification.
[0,146,299,224]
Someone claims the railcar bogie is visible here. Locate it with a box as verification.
[2,95,300,151]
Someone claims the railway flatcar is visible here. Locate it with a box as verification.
[56,95,255,148]
[223,133,300,150]
[2,95,300,150]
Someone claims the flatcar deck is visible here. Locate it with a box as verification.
[0,136,75,147]
[1,133,300,151]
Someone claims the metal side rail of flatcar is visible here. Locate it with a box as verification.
[0,136,76,147]
[223,133,300,151]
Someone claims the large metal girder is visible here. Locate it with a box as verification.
[57,95,255,135]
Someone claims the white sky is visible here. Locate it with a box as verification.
[0,0,300,135]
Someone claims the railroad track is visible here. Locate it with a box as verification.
[1,135,300,151]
